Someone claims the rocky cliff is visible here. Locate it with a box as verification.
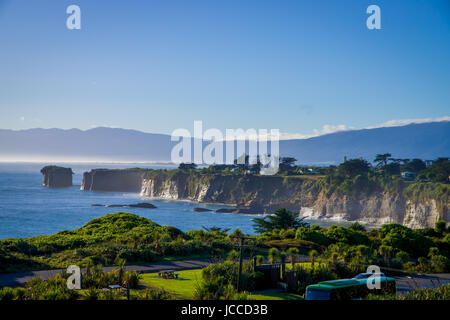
[140,171,448,228]
[140,170,321,211]
[41,166,73,188]
[310,191,448,229]
[80,169,448,228]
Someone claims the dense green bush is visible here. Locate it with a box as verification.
[380,223,434,258]
[325,225,370,246]
[291,264,337,294]
[0,287,14,301]
[25,274,79,300]
[295,226,328,246]
[246,272,265,291]
[194,261,254,299]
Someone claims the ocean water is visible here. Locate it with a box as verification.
[0,163,359,240]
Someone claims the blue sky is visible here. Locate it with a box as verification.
[0,0,449,137]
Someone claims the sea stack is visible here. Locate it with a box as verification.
[41,166,73,188]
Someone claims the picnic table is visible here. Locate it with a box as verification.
[158,270,179,279]
[108,285,126,291]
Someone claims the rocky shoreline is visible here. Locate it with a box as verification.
[92,202,157,209]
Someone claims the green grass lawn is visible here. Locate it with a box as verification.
[140,266,310,300]
[140,269,203,299]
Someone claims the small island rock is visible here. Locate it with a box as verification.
[41,166,73,188]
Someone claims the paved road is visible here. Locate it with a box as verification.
[395,273,450,294]
[0,260,212,288]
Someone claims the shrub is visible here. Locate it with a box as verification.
[296,227,328,246]
[83,288,101,300]
[246,272,265,291]
[0,287,14,301]
[124,271,141,289]
[431,255,450,273]
[195,261,254,299]
[368,284,450,300]
[13,287,27,300]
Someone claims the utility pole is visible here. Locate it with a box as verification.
[231,235,255,292]
[237,237,244,292]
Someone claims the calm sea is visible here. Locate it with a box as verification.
[0,163,358,239]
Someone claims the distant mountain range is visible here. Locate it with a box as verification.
[0,122,448,164]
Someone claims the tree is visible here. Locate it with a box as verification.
[429,158,450,183]
[256,255,265,266]
[337,159,370,178]
[279,251,287,264]
[203,226,230,235]
[296,226,329,246]
[227,249,239,262]
[349,222,366,232]
[378,245,394,264]
[418,257,430,271]
[252,208,309,234]
[178,163,197,170]
[229,228,244,238]
[385,162,401,175]
[402,158,426,173]
[355,245,370,262]
[114,258,126,285]
[329,252,339,267]
[395,251,410,264]
[286,247,299,269]
[308,250,319,268]
[374,153,392,168]
[280,157,297,171]
[122,271,132,300]
[428,247,439,258]
[431,255,449,273]
[435,220,447,235]
[234,154,250,168]
[84,257,94,277]
[268,248,279,264]
[374,153,392,176]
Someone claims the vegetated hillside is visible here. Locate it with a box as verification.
[0,212,229,273]
[0,212,448,278]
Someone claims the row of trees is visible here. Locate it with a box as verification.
[179,154,449,184]
[252,208,449,272]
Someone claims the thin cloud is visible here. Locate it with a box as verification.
[278,124,353,140]
[366,116,450,129]
[280,116,449,141]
